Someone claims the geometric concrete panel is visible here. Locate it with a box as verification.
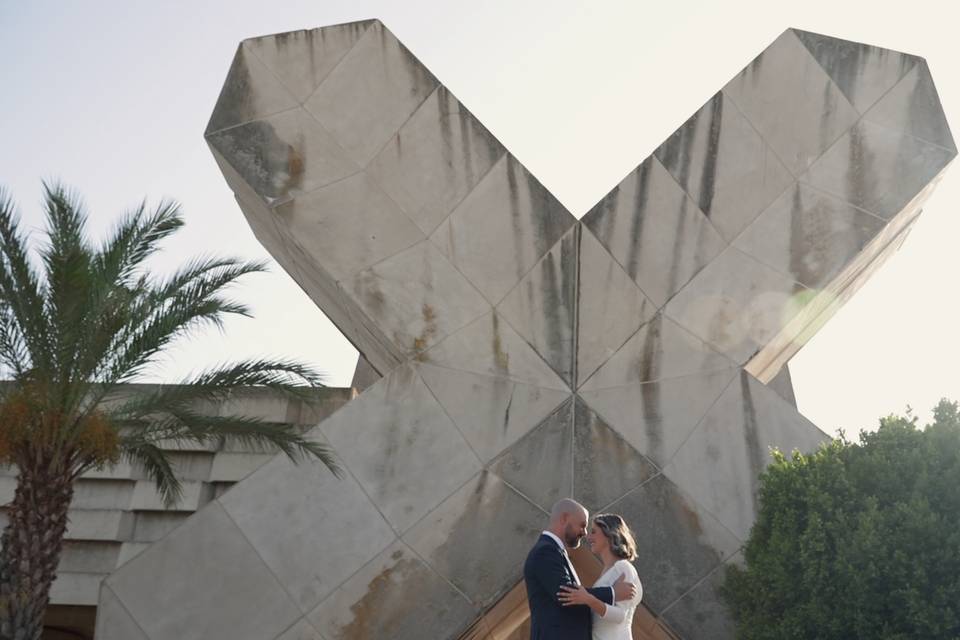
[664,246,814,365]
[420,311,569,390]
[583,156,726,307]
[606,475,742,614]
[792,29,918,115]
[660,553,741,640]
[347,241,490,357]
[274,618,325,640]
[579,313,736,391]
[664,371,829,541]
[576,228,656,387]
[93,585,149,640]
[206,45,299,134]
[220,453,396,613]
[497,228,578,387]
[765,363,798,407]
[497,225,580,387]
[571,397,658,512]
[307,541,477,640]
[206,108,358,206]
[303,21,438,166]
[418,363,571,463]
[432,154,574,304]
[490,398,574,512]
[801,120,955,220]
[862,61,955,150]
[320,364,482,533]
[723,30,860,176]
[244,22,373,104]
[104,20,956,640]
[654,91,794,242]
[579,368,738,468]
[404,471,545,607]
[733,183,887,291]
[273,173,425,281]
[369,87,505,236]
[105,502,301,640]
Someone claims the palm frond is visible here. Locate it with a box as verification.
[108,359,325,432]
[71,200,184,388]
[148,257,267,318]
[0,187,49,373]
[107,358,324,423]
[119,437,183,507]
[94,199,183,286]
[88,257,268,388]
[39,181,96,412]
[0,303,29,379]
[0,184,341,509]
[187,358,326,393]
[101,296,245,387]
[146,409,340,475]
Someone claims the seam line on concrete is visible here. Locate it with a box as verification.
[298,21,380,109]
[218,498,311,616]
[101,582,155,640]
[245,22,374,109]
[648,152,730,253]
[415,363,488,468]
[659,372,740,469]
[657,544,745,619]
[790,28,919,119]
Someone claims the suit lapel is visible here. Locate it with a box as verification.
[540,534,581,586]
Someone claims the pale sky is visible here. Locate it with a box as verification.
[1,0,958,436]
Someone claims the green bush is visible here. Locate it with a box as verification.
[722,400,960,639]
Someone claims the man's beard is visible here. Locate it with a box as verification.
[564,526,583,548]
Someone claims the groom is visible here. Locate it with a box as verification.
[523,498,636,640]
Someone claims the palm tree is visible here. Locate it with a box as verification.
[0,183,338,640]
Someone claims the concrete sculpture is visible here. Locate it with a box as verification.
[97,20,955,640]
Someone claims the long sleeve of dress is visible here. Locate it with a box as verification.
[598,561,641,623]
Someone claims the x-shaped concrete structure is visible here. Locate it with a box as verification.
[97,20,955,640]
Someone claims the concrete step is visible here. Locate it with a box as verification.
[49,572,106,606]
[59,541,121,573]
[65,509,135,541]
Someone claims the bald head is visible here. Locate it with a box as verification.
[548,498,589,549]
[550,498,587,523]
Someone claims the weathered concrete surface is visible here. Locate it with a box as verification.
[0,385,352,639]
[100,21,955,640]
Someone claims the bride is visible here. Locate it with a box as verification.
[558,514,643,639]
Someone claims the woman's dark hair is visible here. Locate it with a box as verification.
[593,513,638,561]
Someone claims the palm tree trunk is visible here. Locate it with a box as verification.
[0,462,74,640]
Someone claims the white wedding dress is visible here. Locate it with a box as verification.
[591,559,643,640]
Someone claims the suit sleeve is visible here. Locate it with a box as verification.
[586,585,614,605]
[528,545,578,606]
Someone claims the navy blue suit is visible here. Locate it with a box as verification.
[523,534,614,640]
